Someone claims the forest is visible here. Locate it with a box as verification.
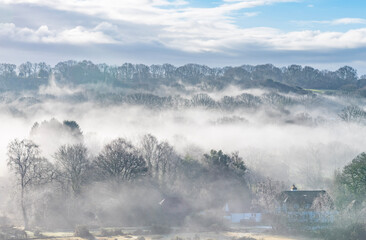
[0,60,365,240]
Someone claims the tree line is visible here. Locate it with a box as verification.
[6,128,249,229]
[1,61,365,92]
[4,119,366,235]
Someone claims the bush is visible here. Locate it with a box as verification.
[34,229,45,238]
[74,225,95,240]
[321,223,366,240]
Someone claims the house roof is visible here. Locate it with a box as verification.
[278,190,327,205]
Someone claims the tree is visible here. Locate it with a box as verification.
[254,178,285,212]
[339,105,366,123]
[339,153,366,199]
[54,144,90,196]
[140,134,180,185]
[203,150,247,178]
[7,139,54,229]
[95,138,147,184]
[0,63,17,78]
[140,134,159,178]
[18,62,33,78]
[202,150,249,208]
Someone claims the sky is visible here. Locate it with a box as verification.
[0,0,366,74]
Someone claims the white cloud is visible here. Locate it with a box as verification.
[331,18,366,25]
[1,0,366,53]
[298,18,366,26]
[0,23,116,44]
[244,11,261,17]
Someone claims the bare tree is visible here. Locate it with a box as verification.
[141,134,159,178]
[140,134,180,185]
[339,105,366,123]
[253,178,285,212]
[156,141,180,185]
[95,138,147,184]
[54,144,90,196]
[7,139,54,229]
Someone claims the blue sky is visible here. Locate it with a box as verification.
[0,0,366,74]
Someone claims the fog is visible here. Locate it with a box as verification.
[0,78,364,189]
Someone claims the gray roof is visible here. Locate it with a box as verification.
[278,190,327,205]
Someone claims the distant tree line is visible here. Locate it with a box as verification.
[1,60,365,93]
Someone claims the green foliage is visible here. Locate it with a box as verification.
[340,153,366,198]
[203,150,247,177]
[63,120,83,136]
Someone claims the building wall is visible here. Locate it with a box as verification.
[225,213,262,223]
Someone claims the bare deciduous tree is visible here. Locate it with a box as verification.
[140,134,180,185]
[7,139,54,229]
[54,144,90,196]
[95,138,147,184]
[339,105,366,123]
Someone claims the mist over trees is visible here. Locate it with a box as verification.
[0,60,365,239]
[0,60,364,94]
[5,125,251,230]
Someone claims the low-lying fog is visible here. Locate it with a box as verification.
[0,78,364,189]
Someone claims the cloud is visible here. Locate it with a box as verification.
[331,18,366,25]
[1,0,366,59]
[297,18,366,26]
[244,11,261,17]
[0,23,116,44]
[0,0,298,26]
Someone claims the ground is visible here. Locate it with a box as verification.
[23,227,321,240]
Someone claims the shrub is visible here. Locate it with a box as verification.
[34,229,45,238]
[74,225,95,240]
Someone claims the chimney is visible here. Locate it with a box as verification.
[291,184,297,191]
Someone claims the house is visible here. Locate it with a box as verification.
[223,201,262,224]
[277,185,335,225]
